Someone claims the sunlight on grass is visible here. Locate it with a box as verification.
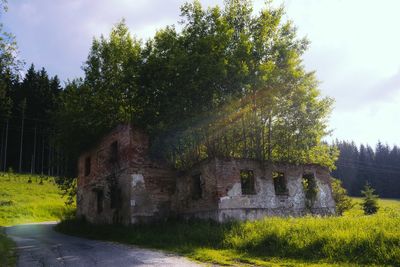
[57,198,400,266]
[0,172,75,266]
[0,172,75,226]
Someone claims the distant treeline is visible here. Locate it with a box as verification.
[0,64,67,176]
[332,141,400,198]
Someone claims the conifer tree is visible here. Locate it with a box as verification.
[361,183,379,215]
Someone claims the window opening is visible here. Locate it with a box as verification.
[110,141,118,163]
[97,190,104,214]
[192,173,203,200]
[302,172,318,209]
[240,170,255,195]
[84,157,91,176]
[273,172,288,195]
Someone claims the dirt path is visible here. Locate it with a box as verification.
[6,222,204,267]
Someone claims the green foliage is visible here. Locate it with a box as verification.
[331,178,354,216]
[0,172,75,226]
[57,198,400,266]
[0,227,15,267]
[0,62,62,175]
[56,0,337,172]
[0,1,21,121]
[302,174,318,211]
[361,183,379,215]
[56,177,77,206]
[146,0,337,169]
[56,20,142,157]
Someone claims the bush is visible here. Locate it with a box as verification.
[331,178,354,215]
[361,183,379,215]
[56,177,77,206]
[0,228,16,267]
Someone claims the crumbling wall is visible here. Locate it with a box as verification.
[175,158,335,222]
[77,124,335,225]
[128,162,176,223]
[172,158,219,220]
[77,124,133,224]
[127,129,176,223]
[77,124,176,225]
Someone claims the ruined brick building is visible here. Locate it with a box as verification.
[77,124,336,224]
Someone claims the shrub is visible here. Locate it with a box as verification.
[331,178,354,215]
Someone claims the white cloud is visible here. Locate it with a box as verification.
[328,90,400,146]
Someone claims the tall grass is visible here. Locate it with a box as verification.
[57,198,400,266]
[224,214,400,265]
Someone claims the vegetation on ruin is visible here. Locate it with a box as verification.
[57,197,400,266]
[53,0,338,172]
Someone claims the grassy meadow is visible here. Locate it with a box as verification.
[0,172,74,266]
[57,198,400,267]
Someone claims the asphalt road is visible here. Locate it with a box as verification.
[6,222,203,267]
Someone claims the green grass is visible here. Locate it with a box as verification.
[0,172,74,226]
[0,172,74,266]
[56,198,400,266]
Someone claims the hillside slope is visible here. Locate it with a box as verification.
[0,172,74,266]
[0,172,73,227]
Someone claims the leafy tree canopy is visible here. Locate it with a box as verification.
[57,0,337,170]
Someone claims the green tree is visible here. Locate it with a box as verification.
[55,21,143,164]
[149,0,337,169]
[361,183,379,215]
[55,79,95,159]
[57,0,337,172]
[0,1,21,120]
[331,178,354,216]
[83,20,142,127]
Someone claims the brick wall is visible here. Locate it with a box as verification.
[77,124,176,224]
[174,158,336,222]
[77,124,335,224]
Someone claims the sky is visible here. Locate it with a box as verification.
[2,0,400,147]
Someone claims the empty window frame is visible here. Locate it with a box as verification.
[96,190,104,214]
[302,172,317,199]
[110,141,118,163]
[192,173,203,200]
[240,170,255,195]
[110,187,121,209]
[272,172,288,195]
[302,173,316,186]
[84,157,91,176]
